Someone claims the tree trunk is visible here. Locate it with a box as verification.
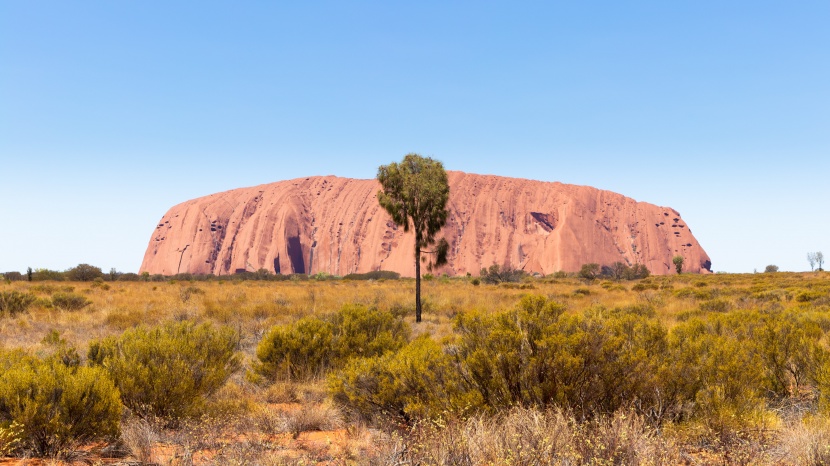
[415,242,422,323]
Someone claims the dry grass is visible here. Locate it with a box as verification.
[371,408,680,465]
[3,271,830,464]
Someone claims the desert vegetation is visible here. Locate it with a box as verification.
[1,269,830,464]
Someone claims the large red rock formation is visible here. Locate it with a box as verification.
[140,172,711,276]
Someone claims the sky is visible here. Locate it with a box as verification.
[1,1,828,274]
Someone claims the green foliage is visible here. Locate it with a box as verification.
[0,290,37,317]
[672,256,684,274]
[330,303,410,358]
[579,263,600,280]
[343,270,401,280]
[88,321,241,423]
[51,292,91,311]
[377,153,450,322]
[602,262,651,280]
[0,350,121,457]
[479,263,527,284]
[454,296,666,415]
[663,316,765,424]
[660,308,828,427]
[65,263,103,282]
[31,268,65,281]
[1,271,23,282]
[255,304,409,382]
[0,420,24,457]
[764,264,779,273]
[332,295,671,423]
[329,335,478,422]
[255,316,335,381]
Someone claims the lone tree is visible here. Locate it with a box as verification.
[808,252,817,271]
[66,263,103,282]
[817,252,825,271]
[672,255,684,274]
[377,154,449,323]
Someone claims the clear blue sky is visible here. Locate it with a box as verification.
[1,1,828,274]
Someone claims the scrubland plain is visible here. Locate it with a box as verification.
[2,271,830,465]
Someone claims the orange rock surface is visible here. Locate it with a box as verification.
[140,172,711,276]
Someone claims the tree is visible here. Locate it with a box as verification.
[579,263,600,280]
[764,265,779,273]
[808,253,817,271]
[26,267,32,282]
[66,263,103,282]
[377,154,449,323]
[672,255,684,274]
[817,252,825,271]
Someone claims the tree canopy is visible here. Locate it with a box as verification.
[377,154,449,322]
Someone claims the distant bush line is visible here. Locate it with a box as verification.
[3,261,654,284]
[1,264,406,283]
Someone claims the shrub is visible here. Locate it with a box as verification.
[1,272,23,282]
[255,304,409,382]
[88,321,241,423]
[31,268,65,281]
[51,292,91,311]
[343,270,401,280]
[601,262,651,280]
[329,303,410,358]
[118,272,140,281]
[480,264,526,284]
[765,264,779,273]
[0,420,24,457]
[255,316,335,381]
[454,297,666,415]
[0,290,37,317]
[65,263,103,282]
[0,351,121,457]
[578,263,600,280]
[661,314,767,425]
[329,335,479,422]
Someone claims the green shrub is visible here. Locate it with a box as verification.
[330,303,410,358]
[329,335,479,422]
[0,351,121,457]
[343,270,401,280]
[797,291,824,303]
[0,291,37,317]
[579,263,600,280]
[480,263,526,284]
[65,263,103,282]
[0,420,24,457]
[454,296,666,415]
[51,292,91,311]
[88,321,240,423]
[31,268,66,281]
[601,262,651,280]
[332,295,669,423]
[254,304,409,382]
[698,298,732,313]
[255,316,335,381]
[661,314,767,424]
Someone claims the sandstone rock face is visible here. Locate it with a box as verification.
[140,172,711,276]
